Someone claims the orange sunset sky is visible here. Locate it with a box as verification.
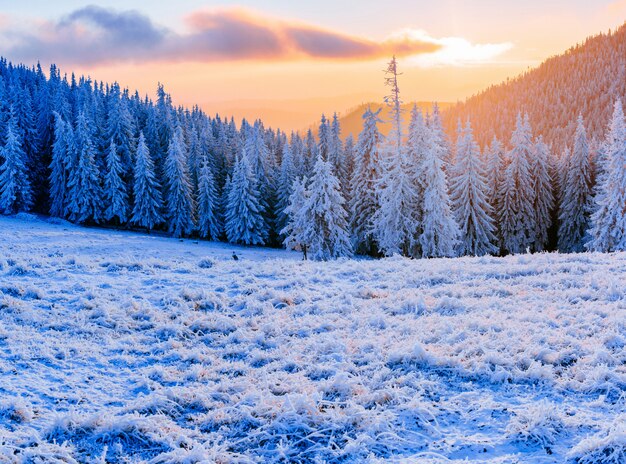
[1,0,625,130]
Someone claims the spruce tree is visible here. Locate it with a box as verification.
[350,107,382,255]
[196,155,221,240]
[532,135,554,251]
[0,108,33,214]
[430,102,452,168]
[297,156,352,260]
[281,176,308,252]
[558,115,592,252]
[450,120,497,256]
[105,82,135,174]
[131,131,163,231]
[485,136,505,213]
[275,141,297,237]
[66,111,102,224]
[318,115,331,162]
[406,104,430,235]
[49,113,68,217]
[164,126,195,237]
[499,113,536,254]
[224,152,267,245]
[372,57,419,257]
[329,112,347,193]
[419,129,460,258]
[343,134,356,193]
[587,100,626,252]
[103,141,129,224]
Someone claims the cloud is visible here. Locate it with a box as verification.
[0,6,510,67]
[396,30,514,67]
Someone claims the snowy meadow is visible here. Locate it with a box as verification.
[0,214,624,463]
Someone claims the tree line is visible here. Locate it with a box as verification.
[0,57,624,260]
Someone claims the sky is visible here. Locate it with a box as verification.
[1,0,625,130]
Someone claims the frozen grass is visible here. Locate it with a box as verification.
[0,215,625,463]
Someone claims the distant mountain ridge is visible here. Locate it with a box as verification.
[442,22,626,152]
[308,102,454,138]
[331,23,626,153]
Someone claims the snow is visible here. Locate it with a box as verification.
[0,214,625,463]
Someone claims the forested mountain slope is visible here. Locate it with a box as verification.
[442,23,626,151]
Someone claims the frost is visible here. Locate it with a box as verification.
[0,215,625,462]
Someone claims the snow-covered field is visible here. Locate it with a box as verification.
[0,214,624,463]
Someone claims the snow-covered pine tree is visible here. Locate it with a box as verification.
[450,120,497,256]
[49,113,69,217]
[103,141,129,224]
[372,57,419,257]
[329,113,348,194]
[586,99,626,252]
[66,111,102,224]
[343,134,355,193]
[131,131,163,231]
[499,113,536,254]
[290,132,305,175]
[406,104,430,233]
[297,156,352,260]
[196,154,221,240]
[558,115,593,252]
[555,146,571,206]
[485,136,505,213]
[106,83,135,174]
[0,107,33,214]
[532,135,554,251]
[164,125,195,237]
[318,115,331,162]
[275,140,297,237]
[281,176,308,252]
[419,127,460,258]
[304,129,318,175]
[224,152,267,245]
[430,102,452,168]
[350,107,383,255]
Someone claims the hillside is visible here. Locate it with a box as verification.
[1,214,624,463]
[442,23,626,151]
[314,101,454,138]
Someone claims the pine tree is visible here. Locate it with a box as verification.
[430,102,452,168]
[499,113,536,254]
[343,134,356,192]
[297,156,352,260]
[196,155,221,240]
[558,115,593,252]
[532,135,554,251]
[329,113,347,193]
[318,115,331,162]
[450,120,497,256]
[49,113,68,217]
[275,141,297,237]
[350,107,382,255]
[485,136,505,213]
[587,100,626,252]
[281,176,308,252]
[224,152,267,245]
[243,121,273,233]
[419,129,460,258]
[106,83,136,172]
[164,126,195,237]
[304,129,318,175]
[131,131,163,231]
[372,57,420,257]
[66,111,102,224]
[406,104,430,235]
[0,108,33,214]
[103,141,129,224]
